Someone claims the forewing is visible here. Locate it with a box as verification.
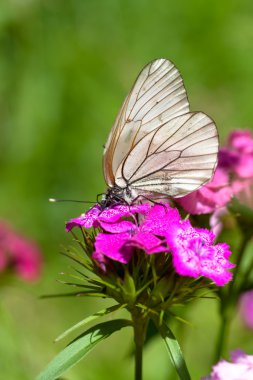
[103,58,190,186]
[116,112,218,198]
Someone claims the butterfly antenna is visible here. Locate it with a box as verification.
[49,198,95,204]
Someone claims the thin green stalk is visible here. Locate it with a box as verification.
[238,260,253,294]
[132,315,148,380]
[134,340,143,380]
[214,310,231,362]
[228,235,249,296]
[214,235,249,361]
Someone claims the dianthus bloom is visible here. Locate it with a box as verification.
[239,290,253,329]
[0,221,42,281]
[178,129,253,214]
[66,203,234,286]
[202,350,253,380]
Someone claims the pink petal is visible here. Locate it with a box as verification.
[95,232,133,263]
[167,220,233,286]
[234,155,253,178]
[230,350,253,364]
[66,205,101,231]
[92,251,108,272]
[210,207,227,238]
[202,349,253,379]
[99,220,137,233]
[212,360,252,380]
[8,236,42,281]
[128,232,166,254]
[229,130,253,153]
[177,168,233,215]
[98,204,150,223]
[141,204,180,235]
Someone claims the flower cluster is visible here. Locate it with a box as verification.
[66,202,234,286]
[178,129,253,214]
[202,350,253,380]
[0,221,42,281]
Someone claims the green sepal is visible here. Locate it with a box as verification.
[36,319,132,380]
[122,270,136,305]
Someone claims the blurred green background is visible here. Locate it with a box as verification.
[1,0,253,379]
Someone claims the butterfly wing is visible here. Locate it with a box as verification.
[103,58,190,186]
[116,112,218,197]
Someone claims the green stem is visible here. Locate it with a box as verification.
[132,315,148,380]
[228,235,249,297]
[239,258,253,293]
[134,340,143,380]
[214,235,249,361]
[214,310,231,362]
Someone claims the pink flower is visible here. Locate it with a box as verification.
[166,219,234,286]
[66,203,150,232]
[67,203,234,286]
[177,168,232,215]
[239,290,253,329]
[0,221,42,281]
[202,350,253,380]
[67,203,168,264]
[178,129,253,215]
[227,130,253,178]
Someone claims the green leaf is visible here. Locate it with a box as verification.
[40,291,107,299]
[60,250,92,270]
[36,319,132,380]
[156,320,191,380]
[55,303,126,342]
[56,279,102,291]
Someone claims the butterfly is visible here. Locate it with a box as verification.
[102,58,218,206]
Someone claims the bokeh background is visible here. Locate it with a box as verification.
[1,1,253,379]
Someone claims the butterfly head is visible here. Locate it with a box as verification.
[100,185,138,209]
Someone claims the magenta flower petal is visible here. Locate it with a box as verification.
[0,221,42,281]
[199,244,234,286]
[210,207,227,237]
[233,154,253,178]
[229,129,253,153]
[172,240,200,278]
[167,218,215,246]
[177,168,233,214]
[66,202,234,285]
[211,360,251,380]
[8,235,42,281]
[167,219,234,286]
[202,350,253,380]
[66,215,87,231]
[230,349,253,366]
[99,220,137,233]
[66,204,151,232]
[141,204,181,235]
[95,232,133,263]
[219,147,240,170]
[92,250,108,272]
[178,129,253,215]
[128,231,166,254]
[66,205,101,231]
[98,204,150,223]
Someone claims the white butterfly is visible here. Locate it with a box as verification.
[103,58,218,205]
